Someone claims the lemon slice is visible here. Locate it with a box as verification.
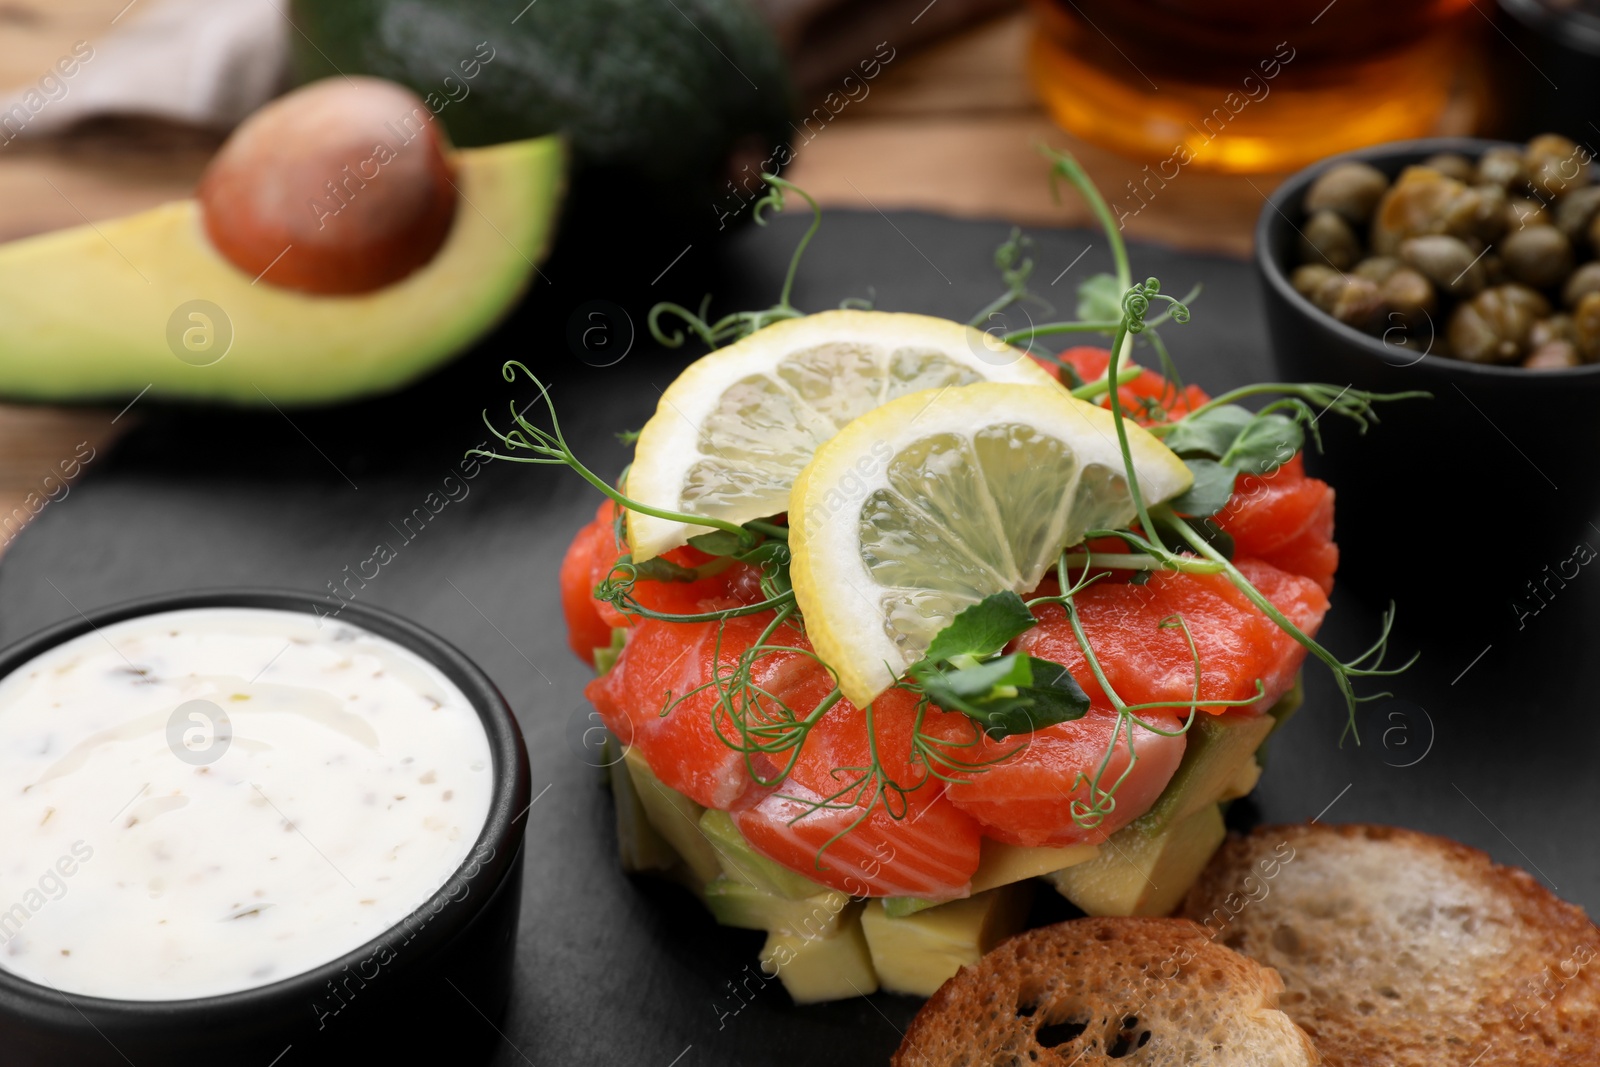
[789,382,1192,705]
[626,310,1057,561]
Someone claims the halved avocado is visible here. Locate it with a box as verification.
[0,136,562,405]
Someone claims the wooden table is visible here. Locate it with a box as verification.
[0,4,1473,546]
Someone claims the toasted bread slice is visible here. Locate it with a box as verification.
[1179,823,1600,1066]
[893,916,1319,1066]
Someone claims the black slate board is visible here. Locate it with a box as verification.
[2,210,1596,1067]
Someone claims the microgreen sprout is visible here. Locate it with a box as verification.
[471,361,757,548]
[648,174,818,350]
[967,227,1044,330]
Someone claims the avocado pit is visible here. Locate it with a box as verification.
[198,77,457,295]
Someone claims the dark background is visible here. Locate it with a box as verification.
[0,211,1592,1066]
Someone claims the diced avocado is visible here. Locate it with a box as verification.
[1048,802,1226,917]
[1256,675,1305,769]
[882,839,1100,918]
[593,628,628,676]
[760,906,879,1003]
[1217,756,1262,803]
[699,809,832,901]
[705,878,850,937]
[0,138,562,405]
[880,897,936,920]
[1144,710,1277,830]
[861,883,1033,998]
[622,749,721,886]
[972,840,1100,894]
[881,897,941,920]
[1268,674,1305,727]
[608,745,678,874]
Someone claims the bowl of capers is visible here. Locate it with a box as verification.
[1257,134,1600,600]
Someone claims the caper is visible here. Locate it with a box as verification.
[1553,184,1600,241]
[1298,209,1361,270]
[1312,273,1383,329]
[1524,340,1582,369]
[1353,256,1401,282]
[1507,196,1551,232]
[1501,225,1574,289]
[1422,153,1476,183]
[1371,167,1468,254]
[1562,261,1600,307]
[1586,211,1600,257]
[1446,284,1551,363]
[1530,314,1576,347]
[1304,161,1390,227]
[1476,146,1528,191]
[1291,263,1341,300]
[1526,133,1591,200]
[1379,267,1436,330]
[1399,234,1485,297]
[1445,184,1508,244]
[1573,291,1600,361]
[1482,252,1508,287]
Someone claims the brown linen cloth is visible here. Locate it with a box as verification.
[752,0,1022,93]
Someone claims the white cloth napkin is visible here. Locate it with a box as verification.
[0,0,287,138]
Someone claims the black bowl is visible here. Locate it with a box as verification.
[1256,136,1600,605]
[1494,0,1600,144]
[0,591,532,1067]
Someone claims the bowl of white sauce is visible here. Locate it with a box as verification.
[0,591,531,1066]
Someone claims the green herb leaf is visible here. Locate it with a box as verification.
[628,554,701,583]
[918,654,1090,738]
[1153,512,1235,561]
[1168,459,1239,518]
[743,540,794,598]
[1076,273,1123,324]
[922,653,1032,696]
[1163,404,1255,459]
[687,530,794,599]
[1016,657,1093,723]
[1164,403,1302,477]
[687,529,749,557]
[615,429,641,445]
[1221,412,1303,475]
[908,595,1087,738]
[920,591,1037,665]
[737,540,790,567]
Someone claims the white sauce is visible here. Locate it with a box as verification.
[0,607,493,1001]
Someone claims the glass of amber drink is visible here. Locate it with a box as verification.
[1030,0,1477,174]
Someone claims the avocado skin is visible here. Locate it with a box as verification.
[289,0,794,226]
[0,138,562,406]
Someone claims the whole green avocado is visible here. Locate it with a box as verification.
[289,0,795,222]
